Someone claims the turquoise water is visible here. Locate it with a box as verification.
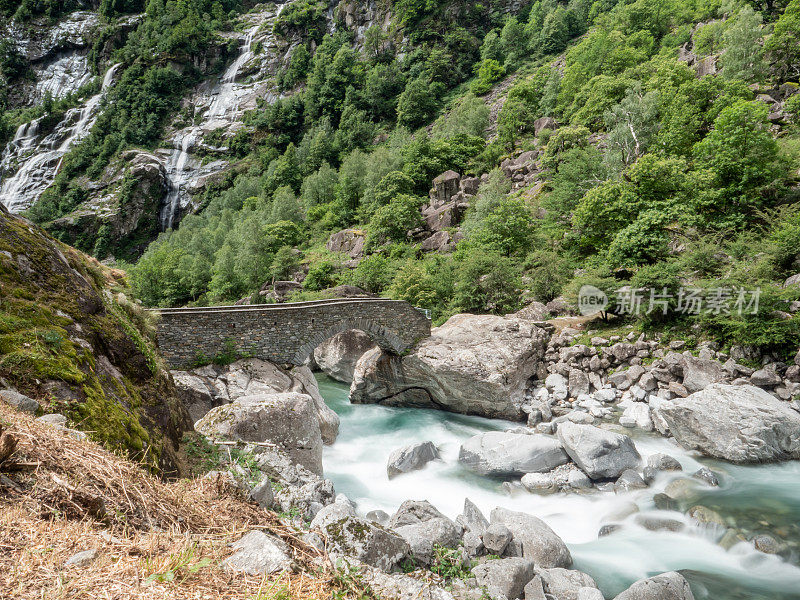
[316,374,800,599]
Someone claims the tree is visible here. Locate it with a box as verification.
[538,6,571,54]
[301,162,338,209]
[397,77,441,129]
[500,17,527,66]
[604,84,660,167]
[365,194,424,250]
[480,29,504,63]
[270,186,304,223]
[691,100,781,227]
[471,59,506,95]
[721,6,765,82]
[573,180,640,250]
[764,0,800,82]
[452,250,523,314]
[469,196,535,256]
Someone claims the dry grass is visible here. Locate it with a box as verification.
[0,404,340,599]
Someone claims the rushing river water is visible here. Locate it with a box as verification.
[316,374,800,599]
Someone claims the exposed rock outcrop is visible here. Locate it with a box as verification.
[173,359,339,445]
[350,314,550,420]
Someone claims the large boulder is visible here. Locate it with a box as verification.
[387,441,440,479]
[430,170,461,206]
[458,432,569,477]
[288,365,340,445]
[557,423,641,480]
[195,392,324,475]
[171,372,224,423]
[535,567,599,600]
[614,571,695,600]
[0,389,38,413]
[472,557,535,600]
[490,508,572,568]
[314,329,377,384]
[657,384,800,463]
[177,359,339,444]
[350,314,550,420]
[320,516,410,572]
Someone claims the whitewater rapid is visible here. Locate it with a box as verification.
[317,374,800,600]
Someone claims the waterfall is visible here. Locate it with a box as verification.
[160,130,200,230]
[159,4,287,230]
[0,63,122,213]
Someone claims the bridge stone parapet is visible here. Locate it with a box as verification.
[154,298,432,368]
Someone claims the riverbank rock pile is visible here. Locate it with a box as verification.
[525,326,800,464]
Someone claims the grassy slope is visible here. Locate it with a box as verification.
[0,402,339,599]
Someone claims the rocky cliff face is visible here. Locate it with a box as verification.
[0,204,192,474]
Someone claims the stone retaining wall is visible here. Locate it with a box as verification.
[154,299,431,368]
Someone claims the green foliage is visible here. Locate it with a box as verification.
[397,77,442,129]
[452,249,523,314]
[471,59,505,96]
[304,260,340,291]
[429,544,471,580]
[273,0,326,42]
[721,6,766,82]
[764,0,800,82]
[365,194,424,250]
[432,94,490,139]
[691,100,782,228]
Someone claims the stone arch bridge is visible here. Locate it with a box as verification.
[154,298,432,368]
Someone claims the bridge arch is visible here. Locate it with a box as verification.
[290,317,408,366]
[154,298,431,368]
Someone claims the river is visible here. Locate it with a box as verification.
[316,373,800,599]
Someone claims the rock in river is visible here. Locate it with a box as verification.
[490,507,572,568]
[350,314,550,420]
[459,432,569,477]
[657,384,800,463]
[387,441,440,479]
[557,423,641,480]
[613,571,695,600]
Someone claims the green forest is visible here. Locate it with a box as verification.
[3,0,800,354]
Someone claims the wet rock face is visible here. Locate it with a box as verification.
[350,313,550,420]
[4,11,100,107]
[49,149,166,259]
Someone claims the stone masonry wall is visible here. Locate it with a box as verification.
[155,299,431,368]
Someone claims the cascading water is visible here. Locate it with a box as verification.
[0,63,121,213]
[159,3,287,230]
[316,374,800,600]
